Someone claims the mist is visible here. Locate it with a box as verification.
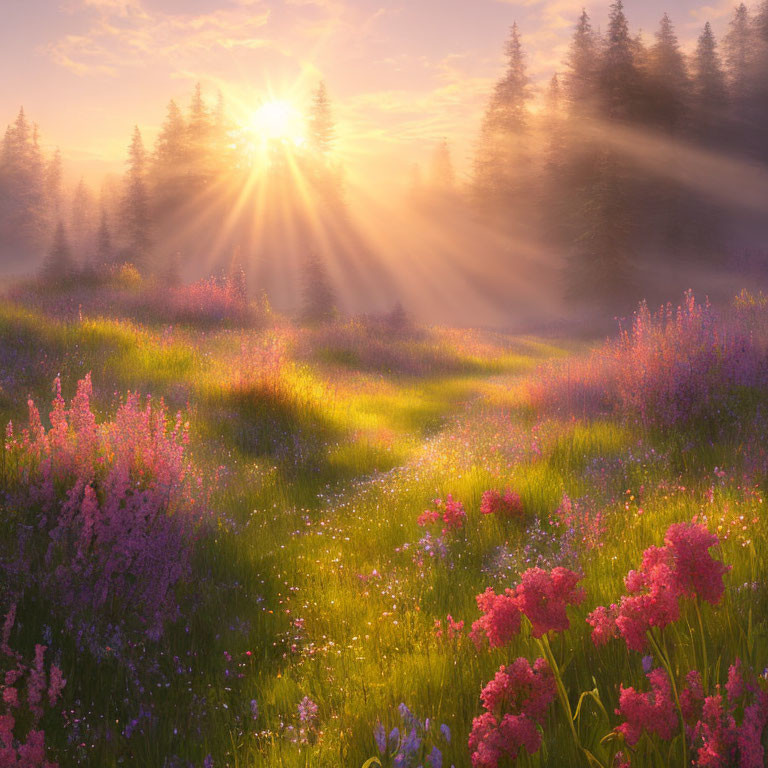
[2,1,768,328]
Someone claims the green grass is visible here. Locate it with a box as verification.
[1,299,766,768]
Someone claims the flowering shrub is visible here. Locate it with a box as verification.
[468,658,556,767]
[0,605,66,768]
[587,522,730,652]
[2,375,207,648]
[528,291,768,431]
[480,489,523,520]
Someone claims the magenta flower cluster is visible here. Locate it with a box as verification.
[479,489,523,520]
[4,375,208,646]
[0,605,66,768]
[587,522,730,652]
[417,495,466,534]
[471,566,585,649]
[468,658,556,768]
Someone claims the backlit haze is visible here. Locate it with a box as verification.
[1,0,733,187]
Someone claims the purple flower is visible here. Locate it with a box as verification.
[374,722,386,754]
[440,723,451,743]
[297,696,318,724]
[250,699,259,720]
[642,655,654,674]
[427,746,443,768]
[388,726,400,752]
[203,756,213,768]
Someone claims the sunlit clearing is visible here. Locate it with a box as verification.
[248,100,305,145]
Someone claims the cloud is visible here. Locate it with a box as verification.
[48,0,274,77]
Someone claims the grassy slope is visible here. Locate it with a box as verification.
[1,301,765,767]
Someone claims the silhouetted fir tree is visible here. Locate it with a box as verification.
[599,0,643,122]
[43,221,74,283]
[122,126,151,271]
[0,108,48,259]
[186,83,214,189]
[692,22,728,145]
[45,148,63,220]
[750,1,768,162]
[566,152,634,309]
[151,100,188,216]
[473,23,532,216]
[428,139,455,194]
[70,178,95,262]
[94,208,113,270]
[307,82,335,155]
[725,4,753,103]
[647,14,690,134]
[564,10,598,112]
[642,14,691,257]
[301,252,337,323]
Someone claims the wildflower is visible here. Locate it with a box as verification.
[440,723,451,743]
[480,489,523,519]
[664,523,730,604]
[615,668,677,746]
[514,567,585,638]
[374,722,386,754]
[297,696,318,724]
[427,745,442,768]
[470,588,521,649]
[586,604,620,646]
[249,699,259,720]
[469,658,555,767]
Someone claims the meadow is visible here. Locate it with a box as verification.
[1,286,767,768]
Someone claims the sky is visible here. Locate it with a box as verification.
[0,0,740,189]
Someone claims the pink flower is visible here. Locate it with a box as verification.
[664,523,730,604]
[616,668,677,746]
[470,588,521,650]
[515,567,585,638]
[469,658,555,768]
[418,495,466,534]
[737,690,768,768]
[47,666,66,707]
[586,604,619,646]
[480,489,523,519]
[588,523,728,653]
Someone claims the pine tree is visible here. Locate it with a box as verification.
[566,153,634,309]
[647,13,690,133]
[300,251,337,323]
[151,99,188,216]
[724,4,753,100]
[599,0,643,122]
[564,10,598,112]
[0,108,48,257]
[428,139,455,193]
[692,22,727,144]
[94,208,113,270]
[473,23,531,212]
[186,83,214,189]
[45,149,63,220]
[70,178,95,261]
[307,81,335,155]
[122,126,151,271]
[43,221,74,283]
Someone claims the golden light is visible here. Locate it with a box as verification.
[248,100,305,145]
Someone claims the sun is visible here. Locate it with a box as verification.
[248,100,305,145]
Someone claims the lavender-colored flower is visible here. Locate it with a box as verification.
[439,723,451,743]
[374,722,386,754]
[250,699,259,720]
[388,726,400,752]
[427,746,443,768]
[203,756,213,768]
[297,696,318,724]
[642,655,654,674]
